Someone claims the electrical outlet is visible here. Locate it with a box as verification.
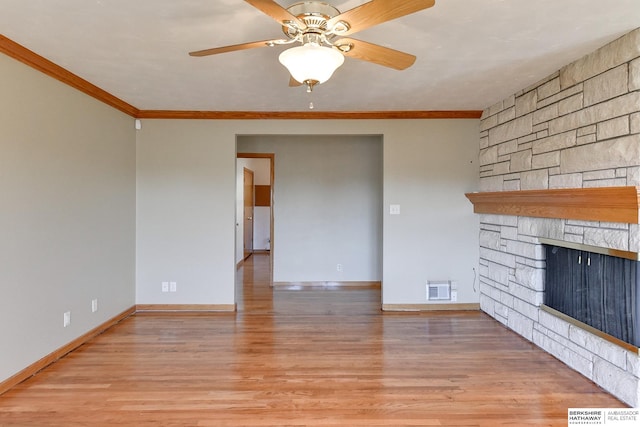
[91,299,98,313]
[162,282,169,292]
[451,291,458,302]
[169,281,177,292]
[63,311,71,327]
[336,264,343,272]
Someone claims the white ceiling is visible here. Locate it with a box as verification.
[0,0,638,112]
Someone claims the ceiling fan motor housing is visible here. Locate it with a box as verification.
[282,1,345,40]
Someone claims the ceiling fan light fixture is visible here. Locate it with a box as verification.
[278,43,344,86]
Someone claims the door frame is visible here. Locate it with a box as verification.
[237,153,275,285]
[242,167,254,261]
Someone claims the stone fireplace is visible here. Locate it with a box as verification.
[469,28,640,406]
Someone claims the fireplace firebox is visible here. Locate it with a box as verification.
[542,239,640,348]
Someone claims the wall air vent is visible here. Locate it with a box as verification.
[427,281,451,301]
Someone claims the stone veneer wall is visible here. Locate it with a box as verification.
[478,28,640,406]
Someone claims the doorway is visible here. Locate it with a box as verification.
[237,135,383,289]
[243,167,254,261]
[236,153,275,284]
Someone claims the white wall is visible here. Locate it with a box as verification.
[238,135,383,282]
[253,207,270,250]
[0,54,136,383]
[136,119,479,306]
[136,121,236,304]
[383,122,480,304]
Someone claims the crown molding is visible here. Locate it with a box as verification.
[135,110,483,120]
[1,35,482,121]
[0,34,139,117]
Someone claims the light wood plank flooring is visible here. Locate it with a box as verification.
[0,254,625,426]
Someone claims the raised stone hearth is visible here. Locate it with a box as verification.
[475,28,640,406]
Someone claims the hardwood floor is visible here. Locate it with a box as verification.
[0,254,625,426]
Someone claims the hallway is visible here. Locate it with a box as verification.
[235,253,381,316]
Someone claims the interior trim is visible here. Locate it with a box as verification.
[0,306,136,396]
[539,237,640,261]
[237,153,276,159]
[465,186,640,224]
[0,35,139,117]
[135,304,237,312]
[540,304,639,355]
[272,281,381,289]
[136,110,483,120]
[382,303,481,311]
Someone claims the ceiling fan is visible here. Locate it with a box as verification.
[189,0,436,92]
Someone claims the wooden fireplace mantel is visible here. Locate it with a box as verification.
[465,186,640,224]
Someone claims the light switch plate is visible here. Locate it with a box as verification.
[390,204,401,215]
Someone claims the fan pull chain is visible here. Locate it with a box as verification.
[308,88,314,110]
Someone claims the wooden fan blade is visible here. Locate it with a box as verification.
[334,38,416,70]
[245,0,307,30]
[327,0,435,36]
[189,40,282,57]
[289,76,302,87]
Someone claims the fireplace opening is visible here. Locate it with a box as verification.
[542,240,640,348]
